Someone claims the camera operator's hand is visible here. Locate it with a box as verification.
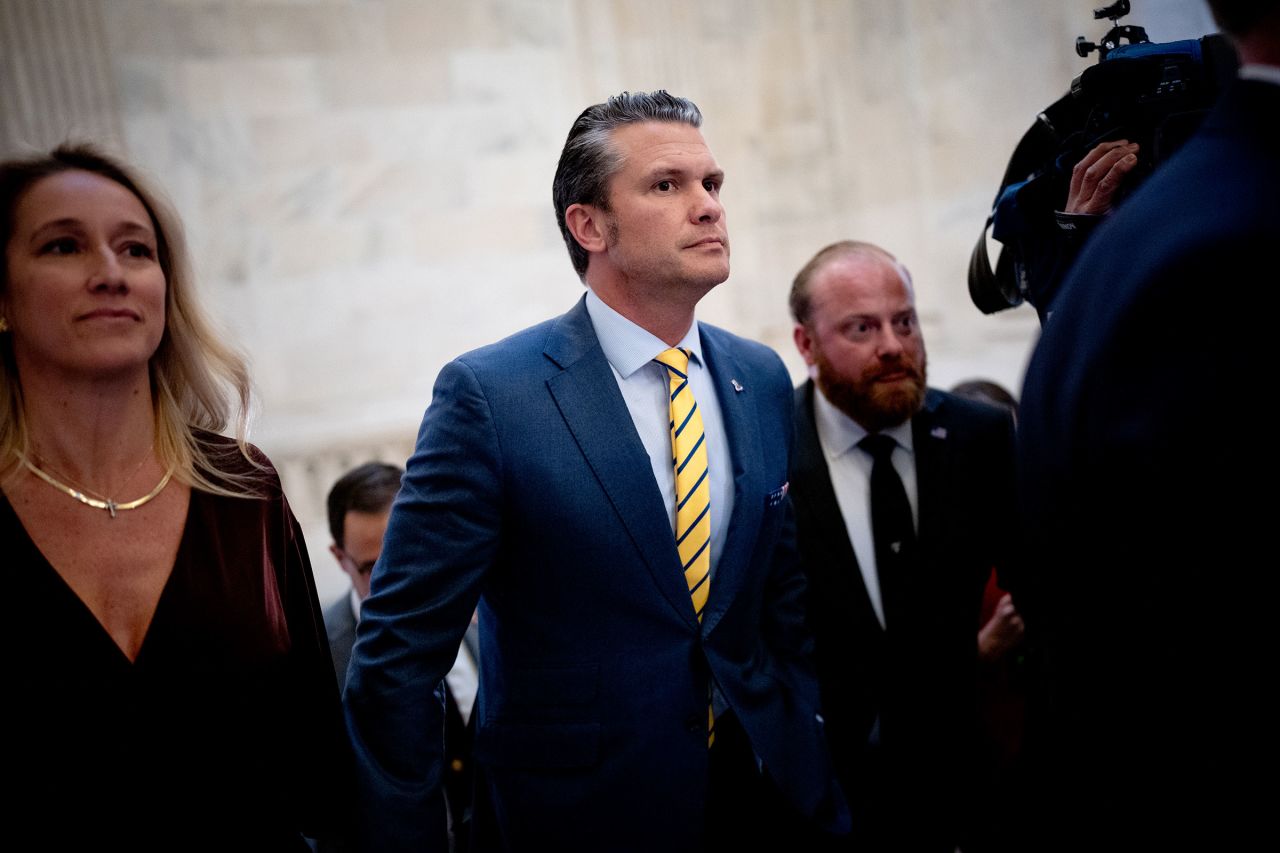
[1065,139,1140,215]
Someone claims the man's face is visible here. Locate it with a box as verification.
[597,121,729,299]
[793,253,928,432]
[329,508,390,602]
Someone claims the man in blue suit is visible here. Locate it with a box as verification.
[1017,2,1279,847]
[344,91,844,852]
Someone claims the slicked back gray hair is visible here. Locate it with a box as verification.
[552,90,703,279]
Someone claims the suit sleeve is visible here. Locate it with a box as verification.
[343,358,503,853]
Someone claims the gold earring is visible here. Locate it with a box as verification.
[0,317,9,333]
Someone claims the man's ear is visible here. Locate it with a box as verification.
[793,323,817,366]
[565,203,608,255]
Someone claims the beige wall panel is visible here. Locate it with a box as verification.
[2,0,1216,600]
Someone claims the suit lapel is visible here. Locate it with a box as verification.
[793,381,882,633]
[698,328,762,635]
[543,298,699,629]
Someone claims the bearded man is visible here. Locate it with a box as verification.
[788,241,1017,852]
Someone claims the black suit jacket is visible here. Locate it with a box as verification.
[1017,79,1279,846]
[792,382,1015,847]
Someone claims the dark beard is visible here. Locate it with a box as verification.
[816,350,927,433]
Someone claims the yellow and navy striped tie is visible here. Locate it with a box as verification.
[654,347,715,745]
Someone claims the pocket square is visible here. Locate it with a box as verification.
[765,482,790,507]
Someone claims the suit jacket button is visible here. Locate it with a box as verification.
[685,715,702,733]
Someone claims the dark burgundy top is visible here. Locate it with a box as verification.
[2,447,349,850]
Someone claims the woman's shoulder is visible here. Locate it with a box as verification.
[191,429,282,497]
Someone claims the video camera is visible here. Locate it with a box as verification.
[968,1,1238,315]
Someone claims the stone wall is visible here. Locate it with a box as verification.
[0,0,1216,600]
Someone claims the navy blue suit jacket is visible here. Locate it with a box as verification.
[345,296,840,852]
[1018,80,1279,845]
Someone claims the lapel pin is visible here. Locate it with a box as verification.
[931,426,947,439]
[731,379,743,392]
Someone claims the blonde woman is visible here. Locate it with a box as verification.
[0,146,348,849]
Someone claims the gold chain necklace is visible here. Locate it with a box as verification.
[18,452,174,519]
[31,450,152,504]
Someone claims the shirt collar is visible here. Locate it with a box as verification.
[585,287,704,377]
[812,381,915,459]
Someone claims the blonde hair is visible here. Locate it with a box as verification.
[0,144,262,496]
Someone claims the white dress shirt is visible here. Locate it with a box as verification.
[812,384,918,630]
[585,288,735,577]
[445,641,479,724]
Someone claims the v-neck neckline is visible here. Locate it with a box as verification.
[0,488,197,667]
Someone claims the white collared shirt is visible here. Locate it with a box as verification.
[584,288,735,579]
[812,385,918,630]
[445,641,479,724]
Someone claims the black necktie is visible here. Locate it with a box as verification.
[859,434,914,629]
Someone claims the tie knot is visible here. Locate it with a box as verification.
[654,347,692,375]
[859,433,897,463]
